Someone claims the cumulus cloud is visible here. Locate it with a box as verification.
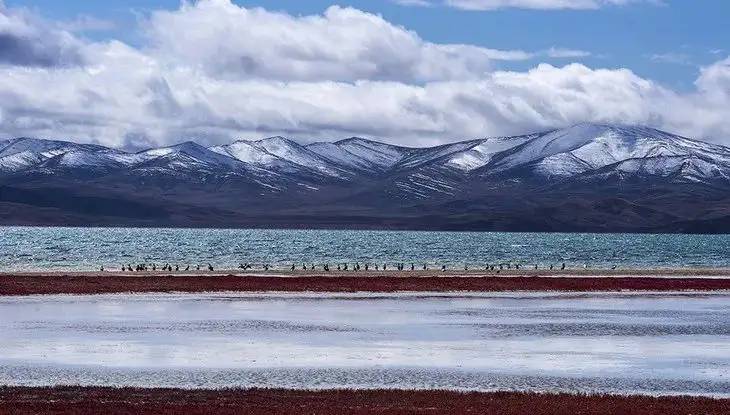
[0,0,727,150]
[144,2,532,83]
[398,0,660,10]
[0,4,84,67]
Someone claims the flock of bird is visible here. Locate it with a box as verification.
[106,261,618,272]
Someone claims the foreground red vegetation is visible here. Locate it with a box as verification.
[1,274,730,296]
[1,386,728,415]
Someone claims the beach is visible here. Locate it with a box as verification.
[2,271,730,296]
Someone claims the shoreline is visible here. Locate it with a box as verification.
[1,386,727,415]
[4,267,730,277]
[3,273,730,296]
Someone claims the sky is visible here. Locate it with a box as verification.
[0,0,729,149]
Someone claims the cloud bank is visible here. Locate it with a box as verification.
[0,0,727,150]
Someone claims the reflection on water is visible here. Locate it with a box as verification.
[2,226,730,271]
[1,292,729,396]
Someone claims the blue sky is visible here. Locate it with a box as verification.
[0,0,729,148]
[8,0,729,90]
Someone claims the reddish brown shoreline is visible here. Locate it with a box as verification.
[1,386,728,415]
[2,274,730,296]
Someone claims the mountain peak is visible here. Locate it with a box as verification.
[254,136,298,146]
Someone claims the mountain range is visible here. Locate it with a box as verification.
[2,123,730,233]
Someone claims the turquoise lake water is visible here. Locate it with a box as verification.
[0,227,728,272]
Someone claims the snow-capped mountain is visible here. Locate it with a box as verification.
[485,123,730,183]
[213,137,351,179]
[134,141,245,172]
[307,138,410,174]
[0,137,130,173]
[3,123,730,232]
[3,124,730,185]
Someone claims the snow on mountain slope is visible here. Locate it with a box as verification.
[249,136,350,178]
[608,155,730,183]
[313,138,410,172]
[134,141,245,173]
[306,138,411,175]
[4,125,730,189]
[489,123,730,181]
[0,148,49,172]
[40,150,135,170]
[0,138,131,173]
[444,135,538,172]
[397,141,478,170]
[210,140,320,178]
[210,141,280,165]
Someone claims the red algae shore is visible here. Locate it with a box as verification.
[1,386,728,415]
[2,273,730,296]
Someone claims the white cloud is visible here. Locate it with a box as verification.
[0,5,84,67]
[144,2,531,83]
[0,0,727,150]
[545,47,591,58]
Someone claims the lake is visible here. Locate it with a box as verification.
[1,227,729,272]
[1,291,729,396]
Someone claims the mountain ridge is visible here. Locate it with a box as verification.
[2,123,730,233]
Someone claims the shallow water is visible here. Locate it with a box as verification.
[1,226,730,271]
[1,292,729,396]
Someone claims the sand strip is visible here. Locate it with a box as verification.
[2,274,730,296]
